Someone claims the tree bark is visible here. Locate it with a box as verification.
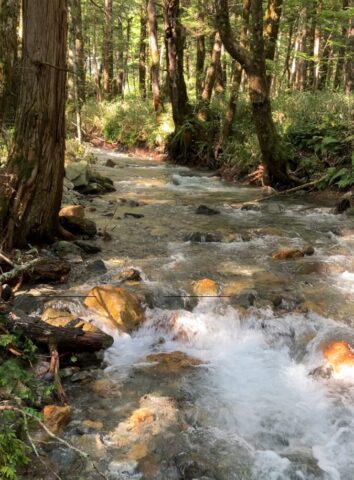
[102,0,113,97]
[264,0,283,93]
[0,0,19,127]
[0,0,67,249]
[195,7,206,100]
[333,0,349,89]
[139,1,147,99]
[216,0,290,187]
[163,0,190,128]
[201,31,223,103]
[147,0,162,111]
[115,16,124,96]
[68,0,85,103]
[345,12,353,93]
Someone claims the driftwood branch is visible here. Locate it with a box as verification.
[0,258,40,283]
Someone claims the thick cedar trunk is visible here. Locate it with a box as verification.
[195,9,206,100]
[216,0,290,187]
[163,0,190,128]
[0,0,67,249]
[147,0,162,111]
[201,31,223,103]
[139,2,147,98]
[0,0,19,127]
[68,0,86,104]
[102,0,113,97]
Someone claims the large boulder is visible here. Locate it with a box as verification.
[59,205,85,219]
[84,286,145,332]
[65,160,90,187]
[59,215,97,237]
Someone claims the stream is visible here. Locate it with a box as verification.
[30,150,354,479]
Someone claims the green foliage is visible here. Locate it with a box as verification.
[0,315,51,479]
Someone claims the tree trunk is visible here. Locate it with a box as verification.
[68,0,85,104]
[139,1,147,99]
[264,0,283,93]
[102,0,113,98]
[333,0,349,89]
[201,31,223,103]
[216,0,290,187]
[345,13,353,93]
[163,0,190,128]
[115,16,124,96]
[195,8,206,100]
[68,4,82,143]
[147,0,162,111]
[0,0,19,127]
[0,0,67,249]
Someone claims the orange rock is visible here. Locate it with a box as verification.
[192,278,218,297]
[43,405,71,433]
[59,205,85,218]
[146,351,203,374]
[324,341,354,372]
[91,378,121,397]
[129,408,155,431]
[84,285,145,332]
[128,443,149,460]
[272,248,304,260]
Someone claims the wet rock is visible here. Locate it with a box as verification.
[299,300,325,316]
[87,259,107,274]
[1,284,12,302]
[82,419,103,430]
[84,285,145,332]
[175,452,213,480]
[42,307,100,332]
[334,191,353,214]
[52,240,82,256]
[230,292,256,308]
[240,202,261,212]
[105,158,116,167]
[43,405,71,433]
[60,215,97,237]
[124,212,145,219]
[184,232,223,243]
[192,278,218,297]
[272,246,314,260]
[107,395,178,447]
[222,278,255,296]
[59,205,85,218]
[119,268,142,282]
[108,461,140,479]
[323,341,354,373]
[91,378,122,397]
[195,205,220,215]
[74,240,101,254]
[145,351,204,374]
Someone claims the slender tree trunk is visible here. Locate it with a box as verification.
[313,0,322,90]
[124,17,132,92]
[139,1,147,98]
[0,0,19,127]
[92,14,102,102]
[334,0,349,89]
[115,16,124,96]
[318,32,331,89]
[295,7,308,91]
[264,0,283,93]
[68,0,85,103]
[201,31,223,103]
[147,0,162,111]
[345,13,353,93]
[68,0,82,142]
[163,0,190,128]
[195,9,206,100]
[102,0,113,98]
[0,0,67,249]
[216,0,290,187]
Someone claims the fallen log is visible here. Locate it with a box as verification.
[8,314,114,352]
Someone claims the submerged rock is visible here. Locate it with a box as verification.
[105,158,116,167]
[272,246,314,260]
[192,278,218,297]
[42,307,100,333]
[86,259,107,274]
[43,405,71,433]
[60,215,97,237]
[145,351,204,374]
[84,285,145,332]
[184,232,223,243]
[195,205,220,215]
[74,240,101,254]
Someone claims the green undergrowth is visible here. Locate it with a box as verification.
[0,315,51,480]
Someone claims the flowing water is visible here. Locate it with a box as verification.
[43,151,354,479]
